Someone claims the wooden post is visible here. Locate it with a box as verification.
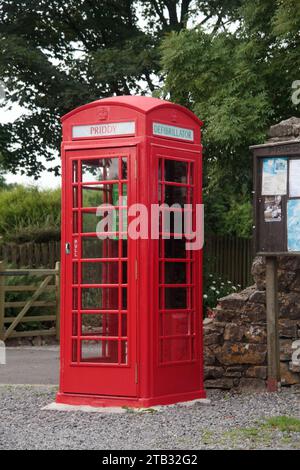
[265,256,281,392]
[55,261,60,341]
[0,262,5,341]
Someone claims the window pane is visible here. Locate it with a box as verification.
[81,313,119,336]
[72,340,77,362]
[73,187,78,208]
[72,161,78,183]
[165,262,187,284]
[80,340,118,363]
[82,158,119,182]
[162,239,187,259]
[72,313,78,336]
[82,184,115,207]
[165,288,187,309]
[122,262,128,284]
[122,289,127,309]
[160,312,190,336]
[161,338,190,362]
[122,240,128,258]
[81,288,119,310]
[165,186,187,205]
[82,262,119,284]
[72,288,78,310]
[165,160,188,183]
[82,237,119,259]
[73,212,78,233]
[121,341,128,364]
[160,209,183,235]
[82,211,116,234]
[122,158,128,180]
[121,314,127,337]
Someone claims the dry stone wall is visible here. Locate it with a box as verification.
[204,256,300,391]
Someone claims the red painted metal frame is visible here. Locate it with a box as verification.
[58,96,205,407]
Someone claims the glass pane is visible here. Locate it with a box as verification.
[82,184,115,207]
[81,313,119,336]
[81,288,119,310]
[161,338,189,362]
[160,312,190,336]
[165,186,187,205]
[121,341,128,364]
[82,237,119,259]
[82,262,119,284]
[72,313,78,336]
[165,160,188,183]
[73,187,78,208]
[72,161,78,183]
[82,158,119,182]
[165,288,187,309]
[162,239,187,259]
[121,314,127,337]
[73,263,78,284]
[73,212,78,233]
[165,262,187,284]
[122,289,127,309]
[80,340,118,363]
[72,340,77,362]
[72,288,78,310]
[122,240,128,258]
[122,262,127,284]
[160,209,183,235]
[82,211,116,234]
[122,158,128,180]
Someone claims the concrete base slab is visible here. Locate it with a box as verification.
[43,397,211,414]
[178,398,211,407]
[42,402,127,414]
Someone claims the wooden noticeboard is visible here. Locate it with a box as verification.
[252,140,300,256]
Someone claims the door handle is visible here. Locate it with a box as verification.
[65,242,71,255]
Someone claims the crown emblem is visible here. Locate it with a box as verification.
[97,107,108,121]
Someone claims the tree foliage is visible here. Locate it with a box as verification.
[0,1,299,237]
[161,0,300,236]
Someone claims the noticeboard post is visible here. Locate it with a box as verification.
[251,137,300,392]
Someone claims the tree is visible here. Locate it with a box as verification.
[0,0,248,177]
[0,0,159,176]
[160,0,300,236]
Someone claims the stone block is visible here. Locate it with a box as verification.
[245,366,267,380]
[205,378,234,390]
[204,366,224,380]
[280,362,300,386]
[215,343,267,365]
[238,378,266,392]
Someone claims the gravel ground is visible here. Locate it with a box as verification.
[0,385,300,450]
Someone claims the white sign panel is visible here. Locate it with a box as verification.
[289,159,300,198]
[262,157,288,196]
[72,121,135,139]
[153,122,194,141]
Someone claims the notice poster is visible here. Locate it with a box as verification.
[262,157,288,196]
[289,159,300,198]
[288,199,300,252]
[264,196,282,222]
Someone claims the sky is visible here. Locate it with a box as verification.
[0,100,62,189]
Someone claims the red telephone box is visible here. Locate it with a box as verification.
[57,96,205,407]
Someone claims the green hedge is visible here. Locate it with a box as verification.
[0,186,61,243]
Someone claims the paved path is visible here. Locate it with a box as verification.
[0,347,59,385]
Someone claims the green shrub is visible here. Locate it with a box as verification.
[0,186,61,243]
